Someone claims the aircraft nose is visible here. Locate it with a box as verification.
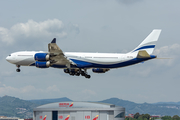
[6,55,14,63]
[6,54,17,64]
[6,56,10,62]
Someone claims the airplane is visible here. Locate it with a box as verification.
[6,29,161,79]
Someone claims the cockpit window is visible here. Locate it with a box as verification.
[9,55,11,56]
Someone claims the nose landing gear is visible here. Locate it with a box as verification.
[16,65,21,72]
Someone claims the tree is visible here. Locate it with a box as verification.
[141,114,145,120]
[138,115,143,120]
[144,114,150,120]
[172,115,180,120]
[134,113,140,119]
[162,116,172,120]
[126,117,129,120]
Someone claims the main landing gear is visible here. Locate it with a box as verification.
[80,69,91,79]
[16,65,21,72]
[64,69,91,79]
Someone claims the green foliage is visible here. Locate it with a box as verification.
[162,116,172,120]
[127,114,179,120]
[0,96,73,118]
[125,117,138,120]
[143,114,150,120]
[0,96,39,118]
[134,113,140,119]
[172,115,180,120]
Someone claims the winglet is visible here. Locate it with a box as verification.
[51,38,56,43]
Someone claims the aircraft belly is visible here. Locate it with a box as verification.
[51,64,66,68]
[70,57,152,69]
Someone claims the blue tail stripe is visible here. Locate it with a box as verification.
[133,45,155,52]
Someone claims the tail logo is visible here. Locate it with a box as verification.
[69,102,73,107]
[65,115,70,120]
[43,115,47,120]
[93,115,99,120]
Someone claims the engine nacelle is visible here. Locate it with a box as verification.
[35,61,50,68]
[34,53,50,61]
[92,68,110,73]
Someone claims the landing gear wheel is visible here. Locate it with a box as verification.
[85,74,91,79]
[75,72,80,76]
[16,69,20,72]
[64,69,69,73]
[16,65,21,72]
[81,71,85,76]
[69,71,75,76]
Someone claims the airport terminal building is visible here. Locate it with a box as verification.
[33,101,125,120]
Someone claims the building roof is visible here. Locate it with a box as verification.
[34,101,124,111]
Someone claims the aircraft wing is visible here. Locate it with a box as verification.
[48,38,76,67]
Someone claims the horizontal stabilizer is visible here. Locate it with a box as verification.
[137,50,151,58]
[156,58,172,59]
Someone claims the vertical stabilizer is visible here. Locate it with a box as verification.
[131,29,161,54]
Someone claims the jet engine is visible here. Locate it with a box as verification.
[34,53,50,61]
[35,61,50,68]
[92,68,110,73]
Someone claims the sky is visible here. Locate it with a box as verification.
[0,0,180,103]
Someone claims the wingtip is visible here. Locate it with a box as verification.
[51,38,56,43]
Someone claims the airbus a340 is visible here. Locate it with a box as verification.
[6,29,161,79]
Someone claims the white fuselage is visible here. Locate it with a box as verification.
[6,51,139,69]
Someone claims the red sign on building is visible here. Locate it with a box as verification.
[85,116,90,119]
[59,103,70,107]
[59,116,63,119]
[69,102,73,107]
